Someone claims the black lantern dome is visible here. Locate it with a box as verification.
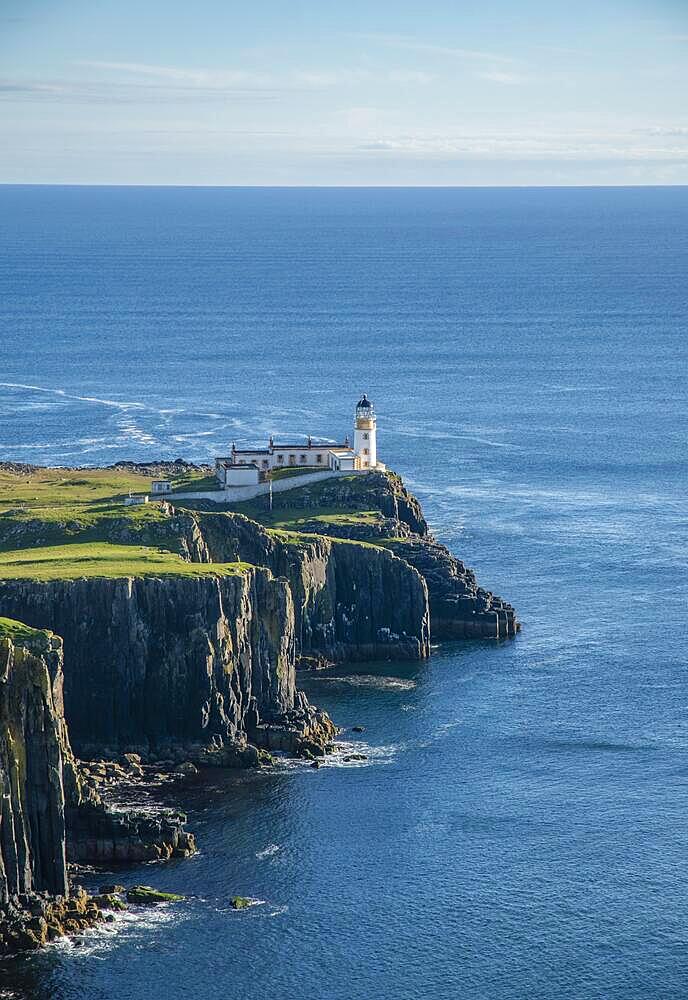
[356,394,375,420]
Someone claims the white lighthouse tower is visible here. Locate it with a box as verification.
[354,393,377,469]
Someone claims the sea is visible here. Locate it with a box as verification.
[0,185,687,1000]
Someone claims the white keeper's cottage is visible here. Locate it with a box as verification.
[215,395,383,487]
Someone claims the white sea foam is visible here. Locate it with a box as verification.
[256,843,282,859]
[47,901,184,959]
[323,740,402,767]
[116,417,157,446]
[313,674,416,691]
[0,382,147,411]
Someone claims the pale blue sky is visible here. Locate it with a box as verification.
[1,0,687,185]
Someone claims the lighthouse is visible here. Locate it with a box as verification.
[354,393,377,469]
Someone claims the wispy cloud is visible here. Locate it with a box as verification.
[77,60,434,91]
[352,129,688,162]
[634,126,688,136]
[78,60,272,88]
[477,70,525,85]
[359,33,520,65]
[356,33,527,87]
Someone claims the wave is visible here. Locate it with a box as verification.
[312,675,416,691]
[115,417,157,447]
[322,739,402,768]
[0,382,147,411]
[255,843,282,859]
[46,898,185,959]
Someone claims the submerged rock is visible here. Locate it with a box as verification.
[126,885,185,905]
[175,761,198,776]
[91,893,128,911]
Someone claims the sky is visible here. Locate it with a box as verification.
[1,0,687,186]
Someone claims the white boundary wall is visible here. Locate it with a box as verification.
[171,468,370,504]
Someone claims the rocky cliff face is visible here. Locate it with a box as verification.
[0,470,515,752]
[0,623,195,874]
[0,466,517,951]
[194,511,431,662]
[223,471,518,641]
[0,627,69,901]
[0,537,430,750]
[383,538,518,639]
[0,569,295,750]
[274,535,430,662]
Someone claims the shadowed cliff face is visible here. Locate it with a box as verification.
[191,471,517,641]
[274,536,430,662]
[0,629,68,899]
[194,510,431,662]
[218,471,518,641]
[0,470,515,754]
[0,569,295,748]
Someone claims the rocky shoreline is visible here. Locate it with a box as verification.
[0,465,518,955]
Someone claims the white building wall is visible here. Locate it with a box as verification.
[225,465,260,486]
[172,468,369,504]
[354,421,377,469]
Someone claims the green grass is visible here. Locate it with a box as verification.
[259,509,384,531]
[0,466,222,510]
[0,468,152,510]
[0,465,397,582]
[0,543,250,581]
[222,492,385,531]
[270,465,323,481]
[0,616,52,643]
[170,473,222,493]
[0,501,181,555]
[0,467,194,553]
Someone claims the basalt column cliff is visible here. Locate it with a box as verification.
[0,462,518,952]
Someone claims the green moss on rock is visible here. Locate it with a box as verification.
[125,885,185,905]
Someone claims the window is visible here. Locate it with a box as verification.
[363,432,369,440]
[289,454,296,465]
[277,454,284,463]
[363,460,369,467]
[262,460,268,468]
[316,454,323,464]
[363,448,369,455]
[299,454,306,463]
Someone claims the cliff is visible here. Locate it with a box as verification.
[0,463,517,950]
[194,510,431,662]
[201,470,518,641]
[0,468,516,748]
[0,621,69,901]
[0,618,197,953]
[0,569,293,749]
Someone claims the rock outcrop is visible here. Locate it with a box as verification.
[0,466,518,952]
[0,625,69,901]
[383,538,518,639]
[237,471,518,640]
[0,569,296,750]
[0,622,195,954]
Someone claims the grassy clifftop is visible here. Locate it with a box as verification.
[0,465,242,580]
[0,465,422,580]
[0,543,250,581]
[0,616,52,644]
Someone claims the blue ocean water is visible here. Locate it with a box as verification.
[0,185,687,1000]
